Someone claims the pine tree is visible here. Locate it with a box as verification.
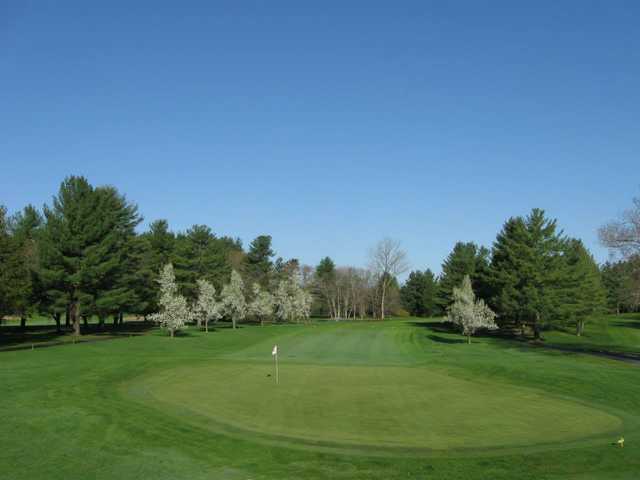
[7,205,43,327]
[401,269,439,317]
[601,258,640,314]
[0,205,16,321]
[560,239,607,336]
[437,242,490,310]
[38,177,141,336]
[488,209,567,339]
[174,225,242,298]
[244,235,275,288]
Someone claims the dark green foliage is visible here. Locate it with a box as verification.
[401,269,438,316]
[558,239,607,335]
[38,177,141,335]
[316,257,336,283]
[7,205,43,326]
[601,257,640,314]
[244,235,274,287]
[0,205,16,319]
[488,209,569,338]
[174,225,242,298]
[437,242,490,309]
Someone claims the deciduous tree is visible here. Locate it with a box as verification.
[220,270,247,329]
[194,278,221,332]
[447,275,497,343]
[149,263,190,337]
[368,238,409,320]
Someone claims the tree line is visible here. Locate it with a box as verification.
[0,176,316,335]
[400,202,640,338]
[1,177,638,340]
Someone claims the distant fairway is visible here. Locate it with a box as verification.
[3,318,640,479]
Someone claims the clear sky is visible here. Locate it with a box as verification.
[2,1,639,274]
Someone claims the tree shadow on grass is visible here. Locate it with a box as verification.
[425,334,466,344]
[609,320,640,330]
[0,320,156,350]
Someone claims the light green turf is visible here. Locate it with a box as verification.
[2,318,640,479]
[135,362,620,450]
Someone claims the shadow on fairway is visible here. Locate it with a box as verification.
[609,319,640,330]
[426,334,466,344]
[0,321,157,350]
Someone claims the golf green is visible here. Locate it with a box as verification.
[130,358,621,452]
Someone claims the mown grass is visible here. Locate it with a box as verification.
[543,313,640,359]
[1,318,639,479]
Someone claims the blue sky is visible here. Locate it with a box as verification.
[1,1,639,274]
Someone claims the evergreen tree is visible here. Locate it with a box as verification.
[0,206,17,321]
[38,177,140,336]
[601,257,640,314]
[488,209,567,339]
[89,186,141,327]
[244,235,274,288]
[401,269,438,317]
[560,239,607,335]
[174,225,242,298]
[7,205,43,327]
[437,242,490,310]
[315,256,337,318]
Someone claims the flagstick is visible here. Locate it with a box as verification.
[275,351,279,385]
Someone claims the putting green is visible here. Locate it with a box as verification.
[133,362,622,451]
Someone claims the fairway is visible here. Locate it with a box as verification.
[3,319,640,479]
[134,362,620,451]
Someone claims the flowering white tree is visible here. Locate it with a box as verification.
[274,276,312,323]
[294,284,312,323]
[447,275,497,344]
[194,279,222,332]
[149,263,190,337]
[220,270,247,329]
[249,283,274,326]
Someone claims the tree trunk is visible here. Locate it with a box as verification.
[70,300,80,337]
[65,305,71,327]
[576,319,585,336]
[533,313,541,340]
[205,322,209,333]
[232,317,236,329]
[82,315,88,327]
[171,329,174,338]
[467,334,471,344]
[20,316,27,329]
[380,282,387,320]
[113,314,118,328]
[119,312,124,326]
[53,313,61,333]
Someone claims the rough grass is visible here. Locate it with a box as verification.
[1,318,639,479]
